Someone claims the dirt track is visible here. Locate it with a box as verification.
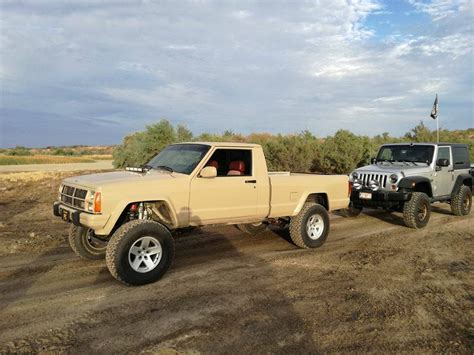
[0,171,473,353]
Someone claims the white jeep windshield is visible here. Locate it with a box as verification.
[377,145,434,164]
[147,144,210,174]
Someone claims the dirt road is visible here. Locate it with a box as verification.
[0,171,472,353]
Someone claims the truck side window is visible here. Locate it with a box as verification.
[204,149,252,177]
[453,147,469,169]
[437,147,450,164]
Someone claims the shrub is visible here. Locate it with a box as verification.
[6,146,32,156]
[112,119,474,172]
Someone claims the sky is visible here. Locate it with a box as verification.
[0,0,473,148]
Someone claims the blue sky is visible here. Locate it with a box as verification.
[0,0,472,147]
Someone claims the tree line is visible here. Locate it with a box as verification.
[112,120,474,174]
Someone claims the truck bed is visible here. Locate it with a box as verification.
[268,173,349,218]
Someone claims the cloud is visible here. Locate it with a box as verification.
[407,0,467,21]
[0,0,472,147]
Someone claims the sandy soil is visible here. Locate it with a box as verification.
[0,171,472,354]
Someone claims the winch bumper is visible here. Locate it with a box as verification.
[53,201,110,232]
[350,190,411,209]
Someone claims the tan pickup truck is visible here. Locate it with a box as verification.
[53,142,349,285]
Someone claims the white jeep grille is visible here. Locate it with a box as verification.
[358,173,388,189]
[60,185,88,210]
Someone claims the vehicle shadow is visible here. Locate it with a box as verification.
[431,204,454,216]
[360,210,406,227]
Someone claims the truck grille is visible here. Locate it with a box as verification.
[358,173,388,189]
[60,185,88,210]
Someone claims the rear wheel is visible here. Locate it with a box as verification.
[106,220,174,286]
[68,225,107,260]
[451,185,472,216]
[289,203,330,249]
[403,192,431,229]
[236,222,267,235]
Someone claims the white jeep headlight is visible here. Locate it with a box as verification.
[353,179,363,190]
[369,179,380,191]
[351,172,358,180]
[389,174,398,184]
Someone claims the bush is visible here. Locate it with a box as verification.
[113,120,193,168]
[112,119,474,172]
[6,146,32,156]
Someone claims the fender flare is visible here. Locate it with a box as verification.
[293,192,329,216]
[104,197,179,235]
[398,176,433,197]
[451,174,473,196]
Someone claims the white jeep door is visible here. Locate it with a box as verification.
[432,146,454,197]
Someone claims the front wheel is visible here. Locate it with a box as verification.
[403,192,431,228]
[68,225,107,260]
[106,220,175,286]
[289,203,330,249]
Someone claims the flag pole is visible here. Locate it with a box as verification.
[430,94,439,143]
[436,112,439,143]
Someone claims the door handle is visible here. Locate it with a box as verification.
[245,180,257,184]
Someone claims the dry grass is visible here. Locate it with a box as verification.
[0,154,111,165]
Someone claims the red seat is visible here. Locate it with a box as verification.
[206,160,219,169]
[228,161,245,176]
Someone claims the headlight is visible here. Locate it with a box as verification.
[85,191,102,213]
[85,191,96,212]
[369,179,380,191]
[351,172,358,180]
[353,179,363,190]
[389,174,398,184]
[58,184,63,200]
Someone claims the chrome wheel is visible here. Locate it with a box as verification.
[128,236,162,273]
[306,214,325,240]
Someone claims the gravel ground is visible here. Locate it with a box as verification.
[0,171,472,354]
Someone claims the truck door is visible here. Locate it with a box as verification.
[189,148,258,224]
[433,146,453,197]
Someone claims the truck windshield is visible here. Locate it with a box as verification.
[376,145,434,164]
[147,144,210,174]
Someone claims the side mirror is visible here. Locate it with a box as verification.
[200,166,217,178]
[437,158,449,167]
[371,158,377,164]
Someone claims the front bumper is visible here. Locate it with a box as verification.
[53,201,110,232]
[350,189,411,209]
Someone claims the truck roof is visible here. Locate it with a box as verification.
[173,142,262,148]
[380,142,468,148]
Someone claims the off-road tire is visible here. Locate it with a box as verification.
[289,203,330,249]
[106,220,174,286]
[451,185,472,216]
[403,192,431,229]
[68,225,107,260]
[340,204,362,218]
[236,222,267,235]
